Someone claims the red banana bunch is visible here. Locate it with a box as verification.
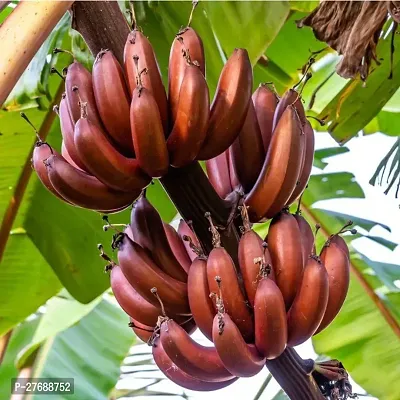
[206,84,315,223]
[33,24,258,212]
[100,192,353,391]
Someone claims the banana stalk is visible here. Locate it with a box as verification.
[0,0,73,106]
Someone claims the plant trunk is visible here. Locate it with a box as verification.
[72,2,325,399]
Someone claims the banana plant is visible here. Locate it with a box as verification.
[0,2,399,400]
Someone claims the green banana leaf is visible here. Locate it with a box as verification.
[16,293,102,368]
[29,298,134,400]
[297,162,400,400]
[316,22,400,144]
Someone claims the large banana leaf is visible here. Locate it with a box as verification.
[31,298,133,400]
[296,163,400,400]
[315,22,400,144]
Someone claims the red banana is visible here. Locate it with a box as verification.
[206,215,254,342]
[178,219,200,262]
[272,88,306,130]
[130,82,169,178]
[244,106,303,222]
[160,319,233,382]
[238,206,274,307]
[129,318,154,343]
[205,151,233,199]
[59,94,87,171]
[130,196,188,282]
[65,61,102,127]
[115,233,190,314]
[287,256,329,346]
[197,49,252,160]
[188,256,215,341]
[315,240,350,334]
[74,105,150,193]
[254,277,287,359]
[61,141,83,171]
[124,30,168,133]
[163,222,191,274]
[110,264,161,326]
[152,338,238,391]
[229,101,265,193]
[32,142,69,203]
[167,61,210,167]
[92,49,133,154]
[293,213,315,268]
[285,121,315,206]
[252,83,279,153]
[267,211,304,310]
[213,311,265,377]
[329,234,350,259]
[227,148,240,190]
[45,154,138,212]
[168,27,205,125]
[129,318,196,343]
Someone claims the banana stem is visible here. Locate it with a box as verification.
[72,3,326,399]
[0,0,73,107]
[266,348,325,400]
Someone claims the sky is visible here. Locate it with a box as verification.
[117,131,399,399]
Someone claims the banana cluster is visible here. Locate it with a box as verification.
[32,23,258,213]
[206,85,315,223]
[105,196,352,391]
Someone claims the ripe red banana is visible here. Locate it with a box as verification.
[74,105,150,193]
[58,94,87,171]
[329,234,350,258]
[267,211,303,310]
[238,207,274,307]
[32,142,69,203]
[206,215,254,342]
[163,222,191,273]
[115,233,190,314]
[160,319,233,382]
[92,49,133,154]
[205,151,233,199]
[178,219,200,262]
[229,101,264,193]
[152,338,238,391]
[213,311,265,377]
[109,264,161,326]
[168,27,205,126]
[130,83,169,178]
[130,196,188,282]
[61,141,83,171]
[167,61,210,167]
[252,83,279,153]
[285,121,315,206]
[124,30,168,133]
[315,239,350,334]
[254,277,287,359]
[197,49,253,160]
[272,88,306,130]
[45,154,138,212]
[129,318,154,343]
[293,213,315,268]
[228,148,240,190]
[188,256,215,341]
[65,61,102,127]
[287,256,329,346]
[130,318,196,343]
[244,106,303,222]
